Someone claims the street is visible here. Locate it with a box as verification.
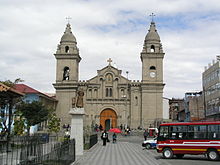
[149,149,220,165]
[74,133,220,165]
[117,133,220,165]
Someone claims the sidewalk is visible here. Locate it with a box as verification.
[73,136,171,165]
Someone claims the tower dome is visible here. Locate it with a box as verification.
[60,23,76,43]
[145,21,160,42]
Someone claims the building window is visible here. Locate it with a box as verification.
[121,89,126,98]
[88,89,92,98]
[63,67,70,80]
[65,46,69,53]
[106,88,113,97]
[150,45,155,52]
[106,88,108,97]
[135,96,138,106]
[150,66,156,70]
[94,89,98,98]
[109,88,112,97]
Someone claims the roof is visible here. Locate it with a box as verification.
[145,21,160,42]
[13,84,57,101]
[60,23,76,43]
[14,84,39,94]
[0,82,24,98]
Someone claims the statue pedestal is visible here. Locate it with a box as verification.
[69,108,85,156]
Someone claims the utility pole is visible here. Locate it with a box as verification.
[126,71,130,127]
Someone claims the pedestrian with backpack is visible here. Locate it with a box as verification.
[112,133,117,143]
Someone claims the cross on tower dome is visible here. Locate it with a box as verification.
[66,16,72,24]
[149,13,156,22]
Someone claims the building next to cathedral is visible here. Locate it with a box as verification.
[53,21,165,130]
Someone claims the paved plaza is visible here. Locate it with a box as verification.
[74,134,171,165]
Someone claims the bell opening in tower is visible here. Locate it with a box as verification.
[65,46,69,53]
[63,66,70,80]
[150,45,155,52]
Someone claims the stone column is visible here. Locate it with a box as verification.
[69,108,85,156]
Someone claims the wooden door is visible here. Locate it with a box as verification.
[100,109,117,130]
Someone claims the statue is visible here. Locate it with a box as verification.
[72,97,76,108]
[76,90,84,108]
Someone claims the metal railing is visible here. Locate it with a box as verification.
[0,135,75,165]
[84,134,98,150]
[89,134,98,148]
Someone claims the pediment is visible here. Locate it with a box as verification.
[87,65,128,84]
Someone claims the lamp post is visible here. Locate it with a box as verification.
[126,71,130,127]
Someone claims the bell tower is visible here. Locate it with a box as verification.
[53,23,81,125]
[140,20,165,128]
[55,23,81,82]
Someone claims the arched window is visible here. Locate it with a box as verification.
[106,88,109,97]
[150,45,155,52]
[106,88,113,97]
[94,89,98,98]
[150,66,156,70]
[88,89,92,98]
[63,67,70,80]
[65,46,69,53]
[121,89,125,98]
[109,88,112,97]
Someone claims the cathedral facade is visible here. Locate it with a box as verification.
[53,21,165,130]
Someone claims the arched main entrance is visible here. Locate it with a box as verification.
[100,109,117,130]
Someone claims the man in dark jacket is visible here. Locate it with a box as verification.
[101,130,108,146]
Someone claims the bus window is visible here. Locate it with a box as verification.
[208,125,220,139]
[158,126,168,141]
[169,125,187,139]
[188,125,207,139]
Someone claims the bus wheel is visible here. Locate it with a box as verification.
[207,149,219,161]
[176,154,184,159]
[162,148,173,159]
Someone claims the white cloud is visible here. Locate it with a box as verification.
[1,0,220,99]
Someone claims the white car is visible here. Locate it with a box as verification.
[142,138,157,149]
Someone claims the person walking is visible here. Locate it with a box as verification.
[99,124,103,131]
[112,133,117,143]
[143,129,149,140]
[101,130,108,146]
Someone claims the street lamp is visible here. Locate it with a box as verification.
[126,71,130,127]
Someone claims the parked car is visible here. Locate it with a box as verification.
[142,138,157,149]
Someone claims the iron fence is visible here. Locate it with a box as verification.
[89,134,98,148]
[84,134,98,150]
[0,135,75,165]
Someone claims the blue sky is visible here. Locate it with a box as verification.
[1,0,220,98]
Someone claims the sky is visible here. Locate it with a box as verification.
[1,0,220,99]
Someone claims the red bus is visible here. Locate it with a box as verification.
[157,121,220,161]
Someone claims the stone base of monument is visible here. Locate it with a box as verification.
[69,108,85,156]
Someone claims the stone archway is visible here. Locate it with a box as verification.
[100,109,117,130]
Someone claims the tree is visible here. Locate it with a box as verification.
[0,78,24,138]
[0,78,24,87]
[13,111,26,135]
[16,101,49,134]
[47,112,61,134]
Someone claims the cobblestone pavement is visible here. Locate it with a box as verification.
[74,134,171,165]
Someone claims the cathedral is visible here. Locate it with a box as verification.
[53,21,165,130]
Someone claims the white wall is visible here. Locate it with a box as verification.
[163,97,169,119]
